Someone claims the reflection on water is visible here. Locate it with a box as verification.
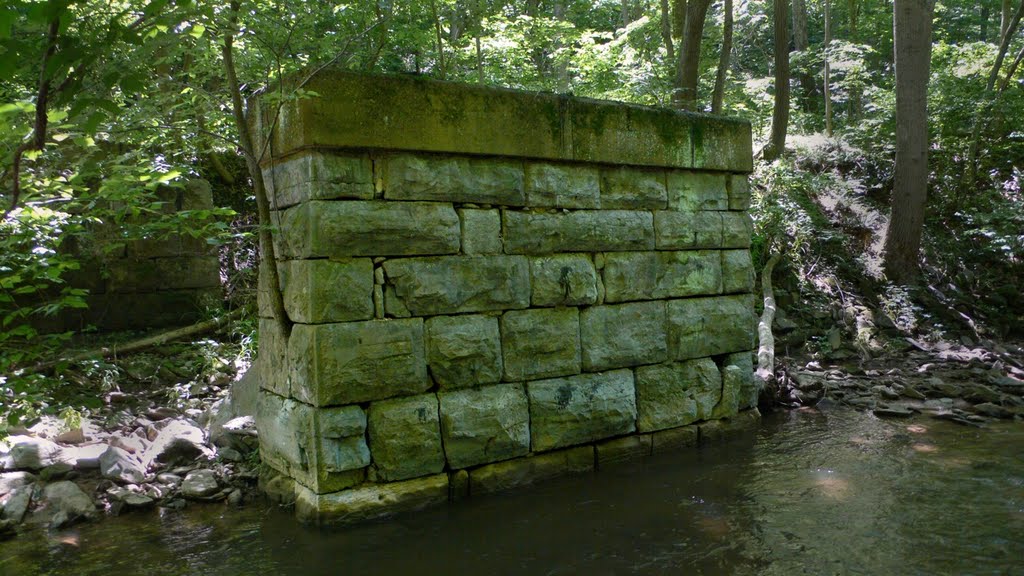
[3,408,1024,576]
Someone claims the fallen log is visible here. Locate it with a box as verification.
[26,307,250,374]
[756,253,781,385]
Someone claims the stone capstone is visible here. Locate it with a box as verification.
[367,394,445,482]
[635,358,722,432]
[438,384,531,469]
[288,319,429,406]
[276,200,460,258]
[500,308,581,381]
[383,256,530,316]
[580,301,668,371]
[502,210,654,254]
[425,315,503,389]
[527,370,637,452]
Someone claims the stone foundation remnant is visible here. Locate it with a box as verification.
[252,71,758,525]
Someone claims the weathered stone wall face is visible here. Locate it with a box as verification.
[253,71,758,524]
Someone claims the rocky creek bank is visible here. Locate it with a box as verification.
[0,360,260,541]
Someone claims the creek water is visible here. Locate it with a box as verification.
[3,408,1023,576]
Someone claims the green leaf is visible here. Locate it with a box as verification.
[189,23,206,38]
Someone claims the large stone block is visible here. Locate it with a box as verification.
[667,295,757,360]
[438,383,530,469]
[635,358,722,432]
[602,251,722,302]
[727,174,751,211]
[459,209,502,255]
[382,154,525,206]
[367,393,445,482]
[721,212,753,249]
[724,351,758,410]
[469,446,594,496]
[295,473,448,526]
[501,308,581,381]
[721,249,755,294]
[383,256,530,316]
[257,318,289,397]
[525,163,600,209]
[288,319,429,406]
[666,171,728,211]
[256,391,369,493]
[529,254,598,307]
[580,301,667,371]
[599,166,667,209]
[596,435,652,468]
[276,201,460,258]
[260,259,374,323]
[502,210,654,254]
[527,369,637,452]
[425,315,503,389]
[262,152,373,209]
[692,115,755,172]
[653,211,722,249]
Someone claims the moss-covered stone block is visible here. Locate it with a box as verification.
[262,151,373,209]
[459,209,503,255]
[502,210,654,254]
[382,154,525,206]
[469,446,594,496]
[599,166,667,209]
[383,255,530,316]
[635,358,722,432]
[288,319,429,406]
[667,295,757,360]
[438,383,530,469]
[501,308,581,381]
[367,393,445,482]
[653,211,723,250]
[580,301,667,371]
[527,369,637,452]
[529,254,598,307]
[602,251,722,302]
[425,314,503,389]
[722,212,753,249]
[525,162,600,209]
[261,259,374,324]
[666,171,728,211]
[277,200,460,258]
[295,473,449,525]
[721,249,755,294]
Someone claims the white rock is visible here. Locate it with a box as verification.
[181,470,219,499]
[6,436,63,470]
[1,485,33,523]
[0,471,35,497]
[42,481,95,527]
[142,419,211,467]
[63,444,108,470]
[99,446,147,484]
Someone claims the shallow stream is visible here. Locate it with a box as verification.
[4,408,1023,575]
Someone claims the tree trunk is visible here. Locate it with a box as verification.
[660,0,676,63]
[824,0,834,136]
[848,0,862,121]
[882,0,935,284]
[430,0,447,79]
[711,0,733,114]
[673,0,712,110]
[765,0,791,161]
[982,5,990,41]
[792,0,816,112]
[1003,0,1014,39]
[223,1,291,339]
[553,0,570,92]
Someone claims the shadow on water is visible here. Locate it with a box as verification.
[4,408,1024,576]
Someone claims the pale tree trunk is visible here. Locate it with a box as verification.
[882,0,935,284]
[673,0,712,110]
[661,0,675,62]
[430,0,447,79]
[765,0,790,161]
[711,0,733,114]
[553,0,570,92]
[824,0,834,136]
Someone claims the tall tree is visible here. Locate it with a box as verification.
[765,0,791,160]
[882,0,936,283]
[792,0,815,110]
[660,0,676,62]
[674,0,713,109]
[824,0,834,136]
[711,0,734,114]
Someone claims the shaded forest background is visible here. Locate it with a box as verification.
[1,0,1022,424]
